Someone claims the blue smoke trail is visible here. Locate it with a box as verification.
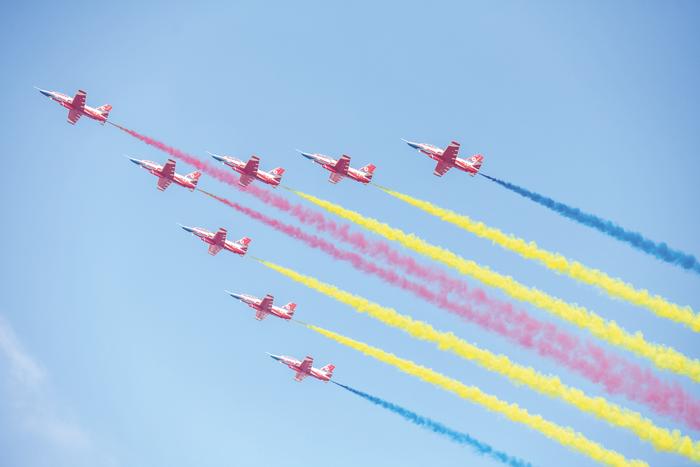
[332,381,532,467]
[480,173,700,274]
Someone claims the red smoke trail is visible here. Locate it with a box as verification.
[199,188,700,431]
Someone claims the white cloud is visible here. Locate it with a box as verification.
[0,315,45,386]
[0,314,96,458]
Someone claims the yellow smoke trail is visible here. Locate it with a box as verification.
[378,186,700,333]
[259,259,700,462]
[292,189,700,383]
[306,324,647,467]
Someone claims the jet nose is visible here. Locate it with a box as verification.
[35,87,52,98]
[207,151,226,162]
[401,139,421,150]
[226,291,244,301]
[266,353,282,362]
[178,224,195,233]
[126,156,143,166]
[297,150,315,160]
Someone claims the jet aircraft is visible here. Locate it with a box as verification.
[36,87,111,125]
[180,225,251,256]
[129,157,201,191]
[403,139,483,177]
[268,353,335,382]
[226,292,296,321]
[209,152,284,187]
[298,150,375,184]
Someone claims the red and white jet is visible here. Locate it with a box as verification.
[180,225,251,256]
[36,87,112,125]
[268,353,335,383]
[209,152,285,188]
[403,139,484,177]
[298,150,376,184]
[129,157,201,191]
[226,292,297,321]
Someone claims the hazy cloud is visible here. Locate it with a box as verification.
[0,314,93,455]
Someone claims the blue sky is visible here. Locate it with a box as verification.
[1,2,699,466]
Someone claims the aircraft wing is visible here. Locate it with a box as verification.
[243,156,260,174]
[67,110,81,125]
[328,172,344,184]
[157,177,173,191]
[333,155,351,174]
[255,309,267,320]
[433,161,452,177]
[294,372,308,382]
[212,228,227,245]
[299,356,313,373]
[441,141,460,163]
[160,159,176,179]
[71,90,87,111]
[157,160,176,190]
[208,244,223,256]
[239,174,255,187]
[259,294,274,313]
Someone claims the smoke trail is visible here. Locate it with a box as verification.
[480,173,700,274]
[377,186,700,333]
[258,258,700,460]
[200,189,700,431]
[292,189,700,383]
[308,325,647,467]
[332,382,533,467]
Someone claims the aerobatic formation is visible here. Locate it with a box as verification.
[38,87,700,467]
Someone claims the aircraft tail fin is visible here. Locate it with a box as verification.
[282,302,297,316]
[360,163,376,180]
[236,237,252,252]
[320,364,335,377]
[96,104,112,119]
[186,171,202,187]
[269,167,285,180]
[468,154,484,173]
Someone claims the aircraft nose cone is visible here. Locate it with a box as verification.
[297,150,315,160]
[128,157,142,166]
[179,224,195,233]
[209,153,225,162]
[227,291,244,301]
[402,139,420,150]
[37,88,51,97]
[267,353,282,362]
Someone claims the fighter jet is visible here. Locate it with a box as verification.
[403,139,484,177]
[298,150,376,184]
[268,353,335,382]
[36,87,112,125]
[180,225,251,256]
[226,292,297,321]
[209,152,285,188]
[128,157,201,191]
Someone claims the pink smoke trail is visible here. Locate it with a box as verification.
[199,188,700,431]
